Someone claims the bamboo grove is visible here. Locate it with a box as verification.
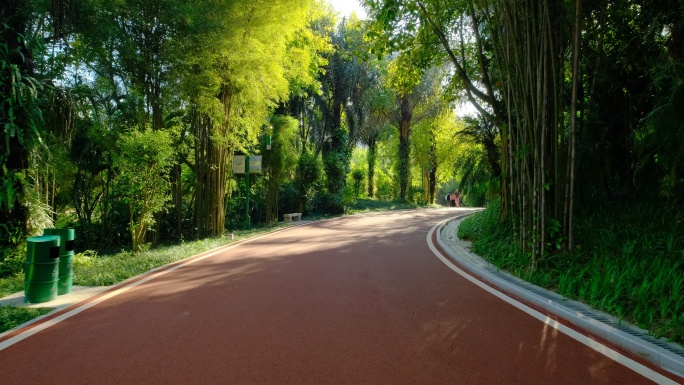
[489,0,582,266]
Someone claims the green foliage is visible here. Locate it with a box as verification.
[0,306,51,334]
[374,167,395,200]
[0,23,45,178]
[351,168,365,198]
[285,0,334,96]
[114,129,174,251]
[262,115,300,223]
[296,151,324,213]
[264,116,299,181]
[0,272,24,299]
[346,198,419,213]
[458,200,506,243]
[0,232,26,278]
[0,17,48,259]
[371,135,398,200]
[636,85,684,199]
[23,183,54,237]
[322,127,351,213]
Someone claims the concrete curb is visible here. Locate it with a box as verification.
[436,215,684,379]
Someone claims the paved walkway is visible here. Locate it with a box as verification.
[0,209,682,384]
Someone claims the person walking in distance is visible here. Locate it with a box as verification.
[454,189,462,207]
[450,192,456,207]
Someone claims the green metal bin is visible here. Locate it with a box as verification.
[24,235,61,303]
[43,228,75,295]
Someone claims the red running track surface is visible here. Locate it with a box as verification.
[0,209,678,384]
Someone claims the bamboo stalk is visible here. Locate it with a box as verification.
[568,0,582,252]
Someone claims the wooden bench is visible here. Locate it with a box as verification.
[283,213,302,223]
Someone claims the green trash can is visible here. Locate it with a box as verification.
[44,228,75,295]
[24,235,61,303]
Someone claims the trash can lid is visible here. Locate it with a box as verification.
[43,228,75,241]
[27,235,61,244]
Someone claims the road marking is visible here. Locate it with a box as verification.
[426,223,678,385]
[0,230,284,352]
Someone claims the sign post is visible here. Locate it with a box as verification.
[244,156,250,230]
[233,155,262,230]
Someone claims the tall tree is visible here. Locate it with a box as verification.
[359,111,390,198]
[411,109,462,204]
[181,0,314,236]
[263,116,299,224]
[311,16,375,212]
[384,62,443,200]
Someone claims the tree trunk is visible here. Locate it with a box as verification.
[398,134,410,200]
[567,0,582,251]
[398,95,413,200]
[367,137,376,197]
[194,111,228,238]
[172,164,183,238]
[131,213,149,252]
[428,167,436,204]
[428,127,437,204]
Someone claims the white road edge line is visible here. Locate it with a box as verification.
[0,230,278,352]
[426,223,678,385]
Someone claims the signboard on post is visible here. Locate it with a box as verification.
[232,154,262,230]
[232,155,246,174]
[232,155,262,174]
[249,156,262,174]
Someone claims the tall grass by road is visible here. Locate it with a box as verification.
[458,200,684,344]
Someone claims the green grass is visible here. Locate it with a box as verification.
[0,273,24,299]
[345,198,430,214]
[73,223,299,286]
[458,200,684,344]
[0,306,52,332]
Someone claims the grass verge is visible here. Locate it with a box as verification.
[458,200,684,344]
[0,306,52,332]
[346,198,432,214]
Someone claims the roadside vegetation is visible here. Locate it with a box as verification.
[459,201,684,344]
[0,307,51,333]
[346,198,427,213]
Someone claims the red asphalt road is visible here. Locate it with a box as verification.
[0,209,678,384]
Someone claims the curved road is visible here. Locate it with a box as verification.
[0,209,678,384]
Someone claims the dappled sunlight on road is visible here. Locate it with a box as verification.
[538,319,560,374]
[420,317,474,355]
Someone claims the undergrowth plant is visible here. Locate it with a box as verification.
[0,306,51,332]
[345,198,423,214]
